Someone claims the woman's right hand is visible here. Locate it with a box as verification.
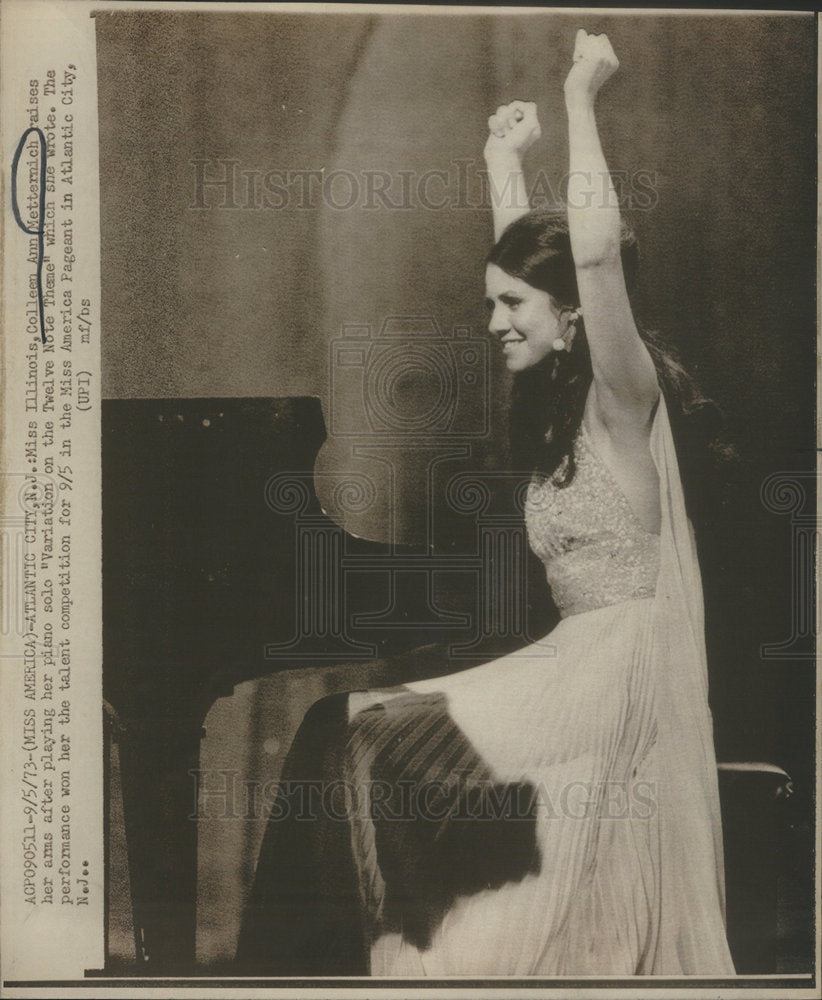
[484,101,541,164]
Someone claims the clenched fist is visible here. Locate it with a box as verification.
[564,30,619,110]
[484,100,541,164]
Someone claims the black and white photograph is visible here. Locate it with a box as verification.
[0,3,817,996]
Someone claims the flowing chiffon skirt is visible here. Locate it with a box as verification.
[344,396,736,976]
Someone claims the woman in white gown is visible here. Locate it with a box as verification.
[344,31,735,977]
[239,31,736,978]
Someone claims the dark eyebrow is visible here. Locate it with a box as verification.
[485,291,521,307]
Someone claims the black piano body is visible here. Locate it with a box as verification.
[101,396,805,976]
[102,396,547,972]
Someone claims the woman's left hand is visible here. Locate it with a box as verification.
[484,100,541,165]
[564,30,619,110]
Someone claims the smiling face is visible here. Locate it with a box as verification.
[485,263,563,373]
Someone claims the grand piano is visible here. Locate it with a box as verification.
[102,396,799,976]
[101,395,548,973]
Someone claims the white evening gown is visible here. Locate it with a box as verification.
[344,395,736,976]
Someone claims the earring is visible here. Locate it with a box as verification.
[553,309,580,352]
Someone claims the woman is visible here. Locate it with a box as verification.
[239,31,736,977]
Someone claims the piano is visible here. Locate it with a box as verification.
[102,396,549,972]
[102,396,801,976]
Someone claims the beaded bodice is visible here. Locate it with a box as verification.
[525,423,660,618]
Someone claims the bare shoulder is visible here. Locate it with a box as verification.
[586,376,659,442]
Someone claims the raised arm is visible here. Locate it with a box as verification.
[484,101,541,242]
[564,31,658,427]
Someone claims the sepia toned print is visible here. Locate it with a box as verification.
[0,3,817,997]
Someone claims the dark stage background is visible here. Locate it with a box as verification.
[96,10,816,967]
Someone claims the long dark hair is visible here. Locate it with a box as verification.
[488,209,729,524]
